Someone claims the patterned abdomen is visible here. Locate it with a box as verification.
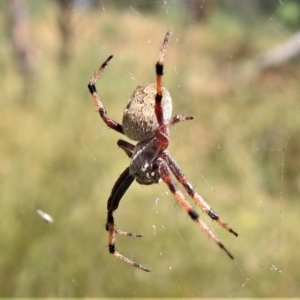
[122,83,172,141]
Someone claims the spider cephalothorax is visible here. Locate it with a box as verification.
[87,30,237,272]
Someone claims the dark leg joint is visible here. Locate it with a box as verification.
[106,214,114,231]
[87,83,96,94]
[208,209,219,220]
[108,244,115,254]
[99,108,107,117]
[156,63,163,75]
[155,94,163,103]
[188,209,199,221]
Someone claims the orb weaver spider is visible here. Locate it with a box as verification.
[87,30,237,272]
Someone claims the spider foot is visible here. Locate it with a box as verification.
[157,30,171,65]
[165,115,193,127]
[208,209,238,237]
[196,218,234,260]
[89,55,113,86]
[217,240,234,260]
[109,244,151,272]
[217,220,238,237]
[115,228,143,237]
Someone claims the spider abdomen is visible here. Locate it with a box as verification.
[122,83,172,141]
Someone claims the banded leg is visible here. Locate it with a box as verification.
[106,167,151,272]
[87,55,124,135]
[164,115,193,127]
[163,152,238,237]
[158,160,234,259]
[155,30,171,128]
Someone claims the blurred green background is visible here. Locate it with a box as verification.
[1,0,300,297]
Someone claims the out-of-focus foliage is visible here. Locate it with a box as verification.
[1,1,300,298]
[278,1,300,29]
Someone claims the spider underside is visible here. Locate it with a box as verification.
[87,30,238,272]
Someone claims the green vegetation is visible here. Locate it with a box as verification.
[1,2,300,297]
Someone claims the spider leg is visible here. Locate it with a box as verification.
[106,167,151,272]
[162,152,238,237]
[153,114,194,152]
[155,30,171,128]
[117,139,135,158]
[164,115,193,127]
[88,55,124,135]
[158,159,234,259]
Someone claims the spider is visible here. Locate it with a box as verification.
[87,30,238,272]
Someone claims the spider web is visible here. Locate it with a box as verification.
[1,0,300,298]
